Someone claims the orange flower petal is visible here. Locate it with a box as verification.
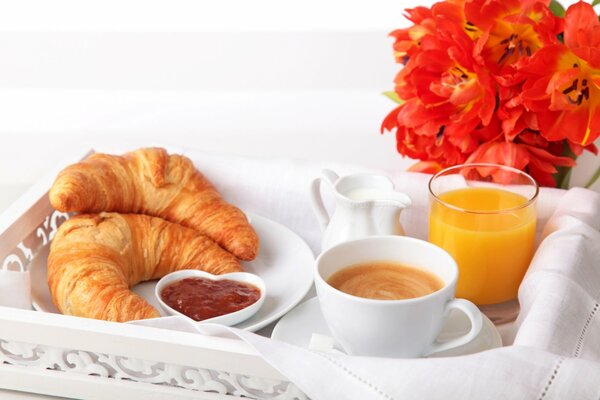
[564,1,600,50]
[407,161,444,174]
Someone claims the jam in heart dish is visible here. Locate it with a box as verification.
[155,269,266,326]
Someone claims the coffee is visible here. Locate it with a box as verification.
[316,236,483,358]
[326,261,444,300]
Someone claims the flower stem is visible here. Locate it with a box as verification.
[584,164,600,189]
[553,144,578,189]
[556,166,572,189]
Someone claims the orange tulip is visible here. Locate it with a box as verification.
[520,2,600,146]
[465,0,561,74]
[466,138,575,187]
[382,0,495,168]
[389,1,466,63]
[382,0,600,187]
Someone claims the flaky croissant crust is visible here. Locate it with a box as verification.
[48,212,242,322]
[49,147,259,260]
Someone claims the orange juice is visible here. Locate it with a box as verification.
[429,187,536,305]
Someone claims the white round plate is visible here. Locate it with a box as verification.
[271,297,502,357]
[30,213,315,332]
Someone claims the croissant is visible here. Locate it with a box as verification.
[48,212,242,322]
[49,147,258,260]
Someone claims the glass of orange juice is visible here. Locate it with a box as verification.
[428,163,538,323]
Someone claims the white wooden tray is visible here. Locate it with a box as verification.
[0,148,307,400]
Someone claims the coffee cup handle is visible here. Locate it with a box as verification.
[424,298,483,356]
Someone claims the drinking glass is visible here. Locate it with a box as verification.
[428,163,538,323]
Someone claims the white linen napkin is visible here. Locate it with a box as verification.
[139,150,600,399]
[3,149,599,399]
[225,185,600,400]
[511,188,600,360]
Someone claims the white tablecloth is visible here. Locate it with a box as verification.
[177,150,600,399]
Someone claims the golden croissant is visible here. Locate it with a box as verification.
[48,212,242,322]
[49,147,259,260]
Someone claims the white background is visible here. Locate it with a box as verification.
[0,0,591,200]
[0,0,416,196]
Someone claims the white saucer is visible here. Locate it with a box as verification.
[271,297,502,357]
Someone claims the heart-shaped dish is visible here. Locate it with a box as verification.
[155,269,266,327]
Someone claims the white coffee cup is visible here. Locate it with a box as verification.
[314,235,483,358]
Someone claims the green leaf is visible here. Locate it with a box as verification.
[549,0,565,17]
[593,0,600,7]
[383,91,403,104]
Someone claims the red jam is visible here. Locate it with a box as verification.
[160,277,261,321]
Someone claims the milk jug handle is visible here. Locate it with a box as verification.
[310,169,339,231]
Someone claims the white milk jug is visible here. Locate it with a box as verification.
[310,169,411,252]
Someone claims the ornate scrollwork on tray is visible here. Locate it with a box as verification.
[1,210,70,272]
[36,211,69,246]
[0,338,307,399]
[0,200,307,398]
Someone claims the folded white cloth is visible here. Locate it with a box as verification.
[189,153,600,400]
[4,148,600,399]
[513,188,600,361]
[226,185,600,400]
[149,150,600,399]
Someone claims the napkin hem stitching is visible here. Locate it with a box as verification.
[537,357,564,400]
[313,351,394,400]
[573,302,599,358]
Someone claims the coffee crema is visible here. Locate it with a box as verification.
[326,261,444,300]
